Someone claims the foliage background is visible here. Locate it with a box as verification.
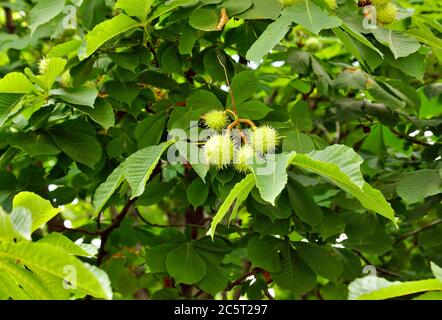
[0,0,442,300]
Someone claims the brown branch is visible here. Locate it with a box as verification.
[352,250,402,278]
[134,208,208,229]
[263,288,275,300]
[393,219,442,245]
[224,270,255,292]
[391,128,433,147]
[4,7,15,33]
[96,198,136,265]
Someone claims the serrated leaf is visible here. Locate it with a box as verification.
[74,99,115,130]
[187,178,209,208]
[165,243,207,284]
[250,152,297,205]
[116,0,154,21]
[291,145,396,223]
[397,169,442,205]
[52,86,98,107]
[372,29,421,59]
[50,129,102,168]
[285,1,342,35]
[227,71,258,107]
[93,165,125,213]
[246,10,292,63]
[209,174,255,238]
[0,242,112,299]
[38,233,96,257]
[0,73,34,93]
[124,140,176,199]
[79,14,139,60]
[13,192,60,232]
[29,0,65,34]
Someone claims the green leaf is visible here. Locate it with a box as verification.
[295,242,343,281]
[237,100,271,120]
[246,11,292,63]
[348,275,400,300]
[10,208,33,240]
[165,243,207,284]
[0,259,54,299]
[227,71,258,107]
[196,260,229,296]
[356,279,442,300]
[146,244,177,273]
[283,129,316,154]
[175,141,210,182]
[124,140,176,199]
[236,0,282,20]
[291,145,396,223]
[271,243,316,295]
[285,0,342,35]
[93,165,125,213]
[250,152,296,205]
[0,73,34,93]
[287,176,323,227]
[0,209,17,241]
[0,242,112,299]
[187,178,209,208]
[372,29,421,59]
[247,236,284,272]
[52,86,98,107]
[47,40,82,58]
[74,99,115,129]
[189,7,220,32]
[0,94,23,122]
[397,169,442,205]
[289,100,312,131]
[150,0,200,21]
[38,233,97,257]
[79,14,139,60]
[431,262,442,282]
[7,132,61,157]
[29,0,65,34]
[135,112,167,148]
[13,192,60,232]
[187,89,223,110]
[116,0,154,21]
[209,174,255,238]
[50,129,102,168]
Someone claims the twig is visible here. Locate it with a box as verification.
[263,288,275,300]
[216,55,237,113]
[352,250,402,278]
[96,198,136,265]
[134,208,208,229]
[391,128,433,147]
[4,7,15,33]
[224,270,255,292]
[393,219,442,245]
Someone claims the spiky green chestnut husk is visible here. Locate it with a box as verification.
[251,126,279,155]
[38,58,49,74]
[204,134,234,169]
[60,71,73,88]
[234,145,254,173]
[202,110,229,131]
[377,3,397,24]
[305,38,323,53]
[371,0,390,7]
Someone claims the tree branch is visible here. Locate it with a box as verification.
[393,218,442,245]
[96,198,136,265]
